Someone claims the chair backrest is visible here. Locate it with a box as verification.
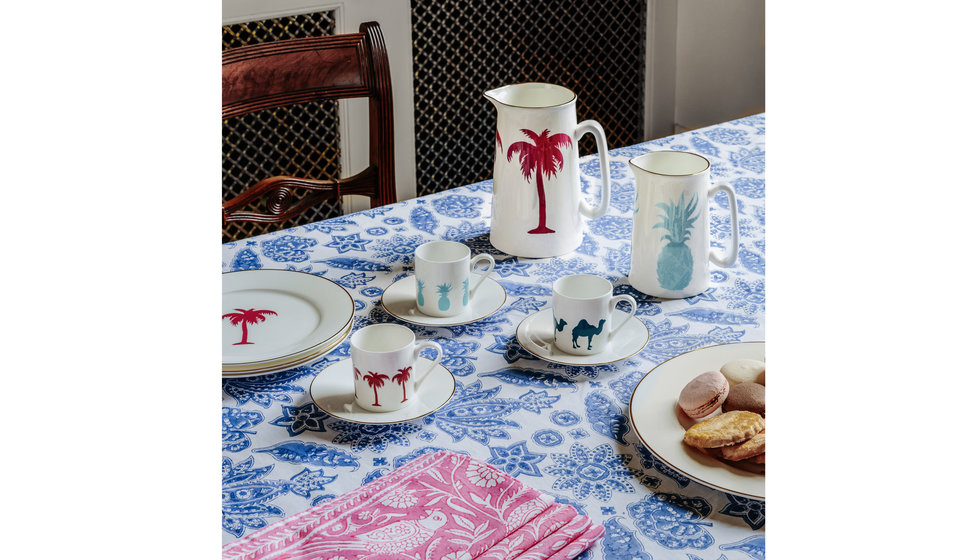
[222,21,395,242]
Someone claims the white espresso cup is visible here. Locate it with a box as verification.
[550,274,637,355]
[628,151,739,298]
[414,240,495,317]
[350,324,443,412]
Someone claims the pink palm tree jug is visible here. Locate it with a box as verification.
[484,83,611,257]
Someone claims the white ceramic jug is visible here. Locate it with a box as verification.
[484,83,611,258]
[628,151,739,298]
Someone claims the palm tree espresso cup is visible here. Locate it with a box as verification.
[414,241,495,317]
[485,82,611,258]
[350,324,443,412]
[628,151,739,298]
[548,274,637,356]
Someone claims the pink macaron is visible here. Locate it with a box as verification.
[678,371,730,420]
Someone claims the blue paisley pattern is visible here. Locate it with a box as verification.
[221,115,766,557]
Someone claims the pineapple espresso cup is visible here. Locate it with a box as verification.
[414,241,495,317]
[350,323,443,412]
[628,151,739,298]
[551,274,637,356]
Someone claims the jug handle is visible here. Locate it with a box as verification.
[707,182,739,267]
[574,120,611,219]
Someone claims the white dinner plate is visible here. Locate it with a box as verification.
[629,341,765,500]
[221,320,352,378]
[380,275,507,326]
[222,316,352,373]
[222,270,354,366]
[516,308,649,365]
[309,358,456,424]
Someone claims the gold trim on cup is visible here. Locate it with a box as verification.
[629,151,711,177]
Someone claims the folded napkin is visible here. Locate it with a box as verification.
[222,450,604,560]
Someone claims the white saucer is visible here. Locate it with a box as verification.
[309,358,456,424]
[380,275,507,326]
[516,308,649,365]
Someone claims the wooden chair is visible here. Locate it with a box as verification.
[222,21,396,241]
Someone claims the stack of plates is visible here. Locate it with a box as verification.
[222,270,354,377]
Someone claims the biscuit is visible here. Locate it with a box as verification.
[747,453,765,464]
[720,430,765,461]
[683,411,765,448]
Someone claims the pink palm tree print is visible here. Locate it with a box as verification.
[506,128,572,234]
[222,308,278,345]
[392,366,413,403]
[353,367,362,399]
[363,371,390,407]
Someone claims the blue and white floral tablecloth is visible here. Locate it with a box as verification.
[221,113,766,559]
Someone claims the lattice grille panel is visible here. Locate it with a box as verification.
[222,11,342,243]
[411,0,646,196]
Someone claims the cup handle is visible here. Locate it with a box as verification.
[528,332,553,357]
[708,182,739,267]
[607,294,637,340]
[412,340,443,389]
[469,253,495,297]
[574,120,610,220]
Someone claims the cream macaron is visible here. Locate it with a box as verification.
[720,358,765,386]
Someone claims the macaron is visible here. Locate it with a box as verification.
[720,358,765,386]
[722,381,765,416]
[678,371,730,420]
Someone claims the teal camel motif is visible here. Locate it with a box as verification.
[554,317,568,332]
[571,319,605,350]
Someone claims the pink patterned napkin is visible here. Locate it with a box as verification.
[222,450,603,560]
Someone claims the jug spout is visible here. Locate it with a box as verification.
[483,83,577,111]
[483,86,508,110]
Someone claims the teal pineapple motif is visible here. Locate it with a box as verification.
[416,279,425,306]
[437,283,453,311]
[462,278,470,306]
[653,192,699,290]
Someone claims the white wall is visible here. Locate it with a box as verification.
[673,0,765,133]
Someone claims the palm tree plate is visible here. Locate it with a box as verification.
[223,270,354,365]
[310,358,455,424]
[222,319,352,377]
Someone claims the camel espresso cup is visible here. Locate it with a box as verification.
[551,274,637,356]
[414,240,495,317]
[350,324,443,412]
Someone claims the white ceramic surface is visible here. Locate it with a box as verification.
[381,275,507,326]
[221,320,352,377]
[413,241,495,318]
[310,358,456,424]
[516,308,649,365]
[628,151,739,298]
[485,82,611,257]
[629,341,765,500]
[222,270,354,365]
[551,274,637,355]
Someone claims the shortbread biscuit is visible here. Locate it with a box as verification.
[683,411,764,448]
[720,430,765,461]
